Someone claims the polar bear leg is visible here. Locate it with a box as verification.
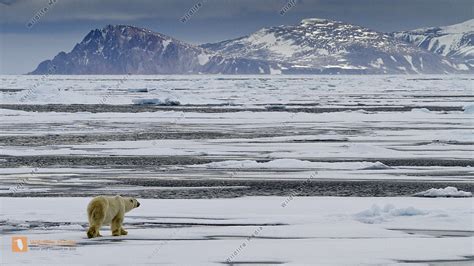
[87,226,102,238]
[111,215,124,236]
[87,201,106,238]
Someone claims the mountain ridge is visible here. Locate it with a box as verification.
[201,18,467,74]
[30,19,472,75]
[30,24,277,75]
[391,19,473,69]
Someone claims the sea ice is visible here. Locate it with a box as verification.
[414,187,472,197]
[354,204,427,224]
[132,98,180,105]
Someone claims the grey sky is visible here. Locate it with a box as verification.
[0,0,472,74]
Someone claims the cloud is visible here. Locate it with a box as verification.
[1,0,472,74]
[0,0,310,23]
[0,0,21,5]
[1,0,472,26]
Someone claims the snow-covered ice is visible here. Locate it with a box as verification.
[0,75,472,197]
[463,103,474,114]
[0,75,472,106]
[1,197,473,265]
[414,186,472,198]
[354,204,427,224]
[0,75,472,264]
[132,98,181,106]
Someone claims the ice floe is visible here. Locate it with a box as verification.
[354,204,427,224]
[414,187,472,197]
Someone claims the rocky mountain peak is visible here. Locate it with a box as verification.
[30,19,473,75]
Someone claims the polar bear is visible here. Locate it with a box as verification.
[86,195,140,238]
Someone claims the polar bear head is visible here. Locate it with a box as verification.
[123,197,141,212]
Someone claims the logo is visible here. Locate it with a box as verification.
[12,236,28,252]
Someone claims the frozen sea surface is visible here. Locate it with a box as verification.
[0,75,473,197]
[1,197,473,265]
[1,75,473,265]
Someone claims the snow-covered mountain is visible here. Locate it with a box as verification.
[30,25,275,75]
[202,18,462,74]
[392,19,473,68]
[31,20,467,75]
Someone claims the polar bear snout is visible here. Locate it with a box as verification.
[136,201,140,207]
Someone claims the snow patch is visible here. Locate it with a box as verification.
[359,161,391,170]
[202,159,391,171]
[463,104,474,114]
[414,187,472,198]
[404,55,418,72]
[323,65,367,70]
[204,159,317,169]
[270,67,282,75]
[301,18,329,25]
[316,48,329,55]
[370,58,384,68]
[411,108,432,113]
[162,39,171,50]
[455,63,469,71]
[197,53,210,65]
[354,204,427,224]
